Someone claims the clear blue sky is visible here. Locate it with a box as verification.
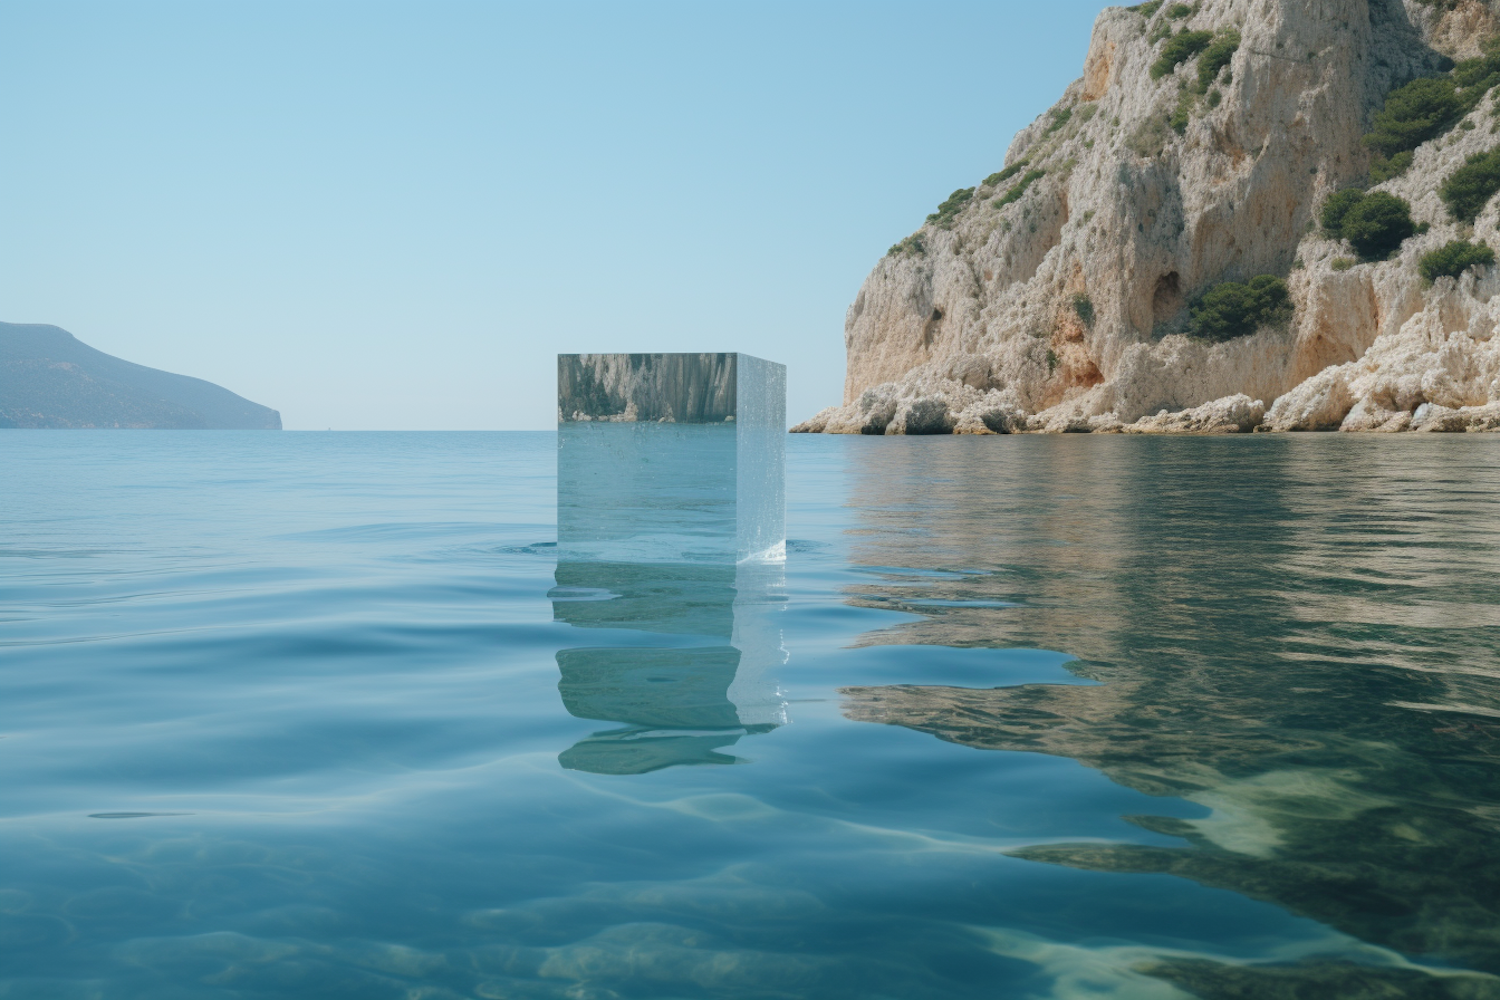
[1,1,1109,429]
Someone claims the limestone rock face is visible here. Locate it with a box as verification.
[794,0,1500,434]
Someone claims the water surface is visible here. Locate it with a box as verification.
[3,432,1499,999]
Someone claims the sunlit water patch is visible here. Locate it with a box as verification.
[2,432,1499,998]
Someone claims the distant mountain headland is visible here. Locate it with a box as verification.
[0,322,281,429]
[796,0,1500,434]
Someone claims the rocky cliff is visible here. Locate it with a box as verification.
[795,0,1500,434]
[0,322,281,429]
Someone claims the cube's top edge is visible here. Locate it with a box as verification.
[558,352,782,368]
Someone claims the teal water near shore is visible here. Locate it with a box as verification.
[3,432,1499,999]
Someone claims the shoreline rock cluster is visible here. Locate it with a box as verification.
[794,387,1500,434]
[796,0,1500,435]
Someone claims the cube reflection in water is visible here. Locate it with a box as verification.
[552,354,787,775]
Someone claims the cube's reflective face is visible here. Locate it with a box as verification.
[552,354,787,774]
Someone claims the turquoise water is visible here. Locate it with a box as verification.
[3,432,1500,999]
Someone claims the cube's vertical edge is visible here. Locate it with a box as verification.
[733,354,786,563]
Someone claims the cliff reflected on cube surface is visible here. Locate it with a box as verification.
[552,354,786,774]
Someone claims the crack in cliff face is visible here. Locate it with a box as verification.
[799,0,1500,436]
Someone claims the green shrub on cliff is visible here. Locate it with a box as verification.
[983,162,1027,188]
[1320,188,1367,238]
[887,233,926,258]
[1364,77,1466,156]
[1151,29,1214,80]
[1188,275,1292,342]
[1342,193,1417,259]
[1170,91,1195,134]
[1072,293,1095,328]
[1320,189,1416,260]
[927,187,975,227]
[1364,45,1500,158]
[1452,44,1500,94]
[1369,150,1414,184]
[1418,240,1495,282]
[1440,147,1500,221]
[993,169,1046,208]
[1196,30,1240,90]
[1156,29,1236,132]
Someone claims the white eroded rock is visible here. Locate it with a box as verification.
[798,0,1500,434]
[1123,394,1266,434]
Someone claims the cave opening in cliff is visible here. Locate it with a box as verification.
[920,308,944,348]
[1153,272,1182,325]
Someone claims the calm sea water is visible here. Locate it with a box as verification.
[3,432,1500,1000]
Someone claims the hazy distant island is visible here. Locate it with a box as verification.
[796,0,1500,435]
[0,322,281,429]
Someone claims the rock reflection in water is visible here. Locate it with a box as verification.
[834,436,1500,991]
[552,355,787,775]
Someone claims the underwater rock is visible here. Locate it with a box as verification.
[1139,957,1500,1000]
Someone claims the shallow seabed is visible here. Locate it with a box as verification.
[3,432,1499,1000]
